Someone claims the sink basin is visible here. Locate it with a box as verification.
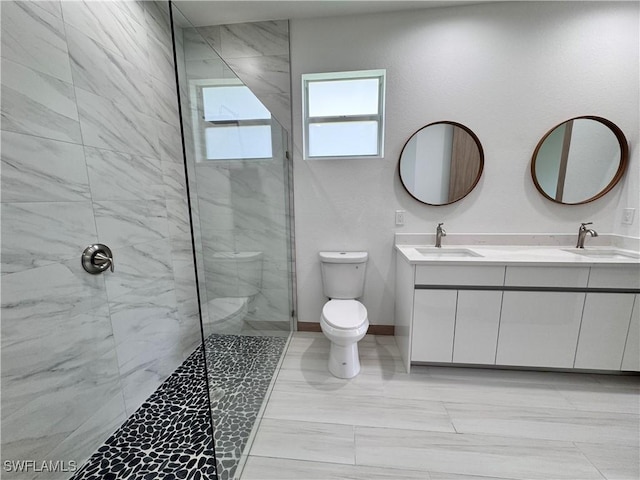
[563,248,640,260]
[415,247,483,258]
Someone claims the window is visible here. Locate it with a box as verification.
[302,69,386,159]
[196,82,273,161]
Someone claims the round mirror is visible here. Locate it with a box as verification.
[399,122,484,205]
[531,116,628,205]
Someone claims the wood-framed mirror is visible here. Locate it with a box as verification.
[398,121,484,206]
[531,116,628,205]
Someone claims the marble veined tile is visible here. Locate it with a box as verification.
[264,388,455,433]
[43,392,127,477]
[66,25,152,115]
[76,88,160,158]
[553,381,640,414]
[157,120,183,164]
[0,130,90,202]
[355,427,604,480]
[184,58,228,81]
[422,365,602,387]
[241,456,433,480]
[148,76,180,127]
[143,0,172,47]
[226,55,290,95]
[219,21,289,58]
[60,0,148,70]
[260,92,292,131]
[27,0,63,19]
[380,371,576,410]
[2,291,120,462]
[184,27,219,61]
[575,442,640,480]
[162,158,188,201]
[1,260,107,329]
[103,238,174,300]
[249,418,355,465]
[445,402,639,446]
[2,346,121,464]
[1,58,82,144]
[429,474,518,480]
[270,365,386,398]
[115,0,146,28]
[166,198,192,245]
[147,30,176,89]
[93,199,169,249]
[85,147,163,201]
[1,299,113,420]
[1,201,97,274]
[112,314,182,381]
[194,26,221,57]
[1,0,72,82]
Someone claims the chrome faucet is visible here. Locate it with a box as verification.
[435,222,446,248]
[576,222,598,248]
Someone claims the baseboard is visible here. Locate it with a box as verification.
[297,322,394,336]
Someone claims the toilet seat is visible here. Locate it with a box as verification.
[321,300,368,330]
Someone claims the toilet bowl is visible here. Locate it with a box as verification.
[319,251,369,379]
[320,299,369,378]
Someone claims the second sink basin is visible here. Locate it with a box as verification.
[563,248,640,260]
[415,247,483,258]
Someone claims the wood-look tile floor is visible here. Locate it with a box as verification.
[239,332,640,480]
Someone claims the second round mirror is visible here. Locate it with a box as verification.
[399,121,484,205]
[531,116,628,205]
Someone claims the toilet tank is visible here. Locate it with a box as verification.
[319,251,368,299]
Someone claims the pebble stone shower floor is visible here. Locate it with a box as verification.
[71,334,288,480]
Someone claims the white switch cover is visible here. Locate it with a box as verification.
[622,208,635,225]
[395,210,405,226]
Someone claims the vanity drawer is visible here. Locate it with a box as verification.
[415,265,504,286]
[588,266,640,289]
[504,266,589,288]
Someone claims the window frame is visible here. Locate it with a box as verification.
[190,79,274,162]
[302,69,386,160]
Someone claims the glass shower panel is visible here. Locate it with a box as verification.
[171,4,293,478]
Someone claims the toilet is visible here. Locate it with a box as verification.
[319,251,369,378]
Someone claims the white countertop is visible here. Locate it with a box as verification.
[396,244,640,266]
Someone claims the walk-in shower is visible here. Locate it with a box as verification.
[171,3,295,478]
[0,1,294,479]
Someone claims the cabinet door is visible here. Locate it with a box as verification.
[411,290,456,362]
[453,291,502,364]
[574,293,635,370]
[622,295,640,371]
[496,291,585,368]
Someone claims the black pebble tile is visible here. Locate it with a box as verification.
[71,334,286,480]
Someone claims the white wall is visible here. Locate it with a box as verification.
[290,1,639,326]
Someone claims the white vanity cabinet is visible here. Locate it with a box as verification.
[410,265,504,364]
[574,267,640,370]
[621,297,640,371]
[495,266,589,368]
[412,290,457,362]
[395,249,640,373]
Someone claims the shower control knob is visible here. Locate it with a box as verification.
[82,244,114,274]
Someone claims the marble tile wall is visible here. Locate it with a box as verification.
[175,16,293,336]
[1,1,200,478]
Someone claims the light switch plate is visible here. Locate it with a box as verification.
[622,208,635,225]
